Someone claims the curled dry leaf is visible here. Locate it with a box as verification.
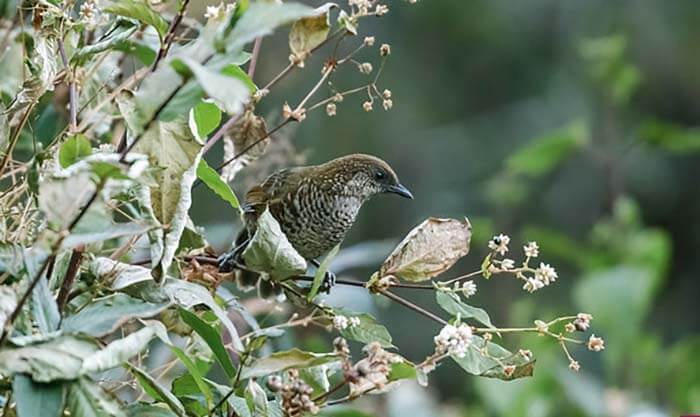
[222,109,269,182]
[289,3,336,62]
[379,217,472,282]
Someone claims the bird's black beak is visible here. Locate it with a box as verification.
[387,183,413,199]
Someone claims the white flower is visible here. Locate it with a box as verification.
[434,323,472,358]
[382,89,392,99]
[204,3,224,19]
[333,315,349,330]
[382,99,393,111]
[349,316,361,327]
[488,234,510,255]
[587,334,605,352]
[523,241,539,258]
[569,360,580,372]
[375,4,389,15]
[380,43,391,56]
[362,101,373,112]
[574,312,593,331]
[461,280,477,297]
[79,0,100,28]
[325,103,336,116]
[501,258,515,270]
[535,263,557,285]
[523,277,544,293]
[364,36,375,46]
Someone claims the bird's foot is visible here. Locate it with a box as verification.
[319,270,337,294]
[217,251,238,273]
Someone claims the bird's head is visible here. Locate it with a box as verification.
[321,154,413,200]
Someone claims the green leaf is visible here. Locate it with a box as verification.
[387,361,417,382]
[62,293,169,337]
[132,118,203,280]
[173,57,249,115]
[66,377,126,417]
[241,348,340,379]
[289,4,334,59]
[192,100,222,138]
[0,336,97,382]
[244,379,268,417]
[32,272,60,334]
[380,217,472,282]
[59,134,92,168]
[242,208,308,281]
[221,64,257,93]
[196,159,240,210]
[129,365,187,417]
[435,291,495,329]
[451,336,535,381]
[80,324,161,374]
[506,120,588,177]
[639,120,700,153]
[13,375,65,417]
[113,40,157,66]
[126,403,179,417]
[104,0,169,38]
[169,344,214,408]
[0,285,18,333]
[179,308,237,379]
[333,309,393,348]
[308,244,340,301]
[72,23,139,64]
[61,222,156,250]
[226,2,316,53]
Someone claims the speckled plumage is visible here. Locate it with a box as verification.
[242,154,412,260]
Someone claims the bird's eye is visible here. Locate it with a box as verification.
[374,170,386,180]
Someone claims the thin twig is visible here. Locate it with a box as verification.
[151,0,192,72]
[313,380,347,403]
[0,101,37,175]
[57,37,77,132]
[247,37,263,79]
[56,247,84,315]
[380,290,447,325]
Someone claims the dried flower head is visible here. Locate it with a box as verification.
[501,258,515,270]
[382,99,393,111]
[503,365,516,377]
[587,334,605,352]
[333,315,349,330]
[565,322,576,333]
[523,277,544,293]
[348,342,400,395]
[326,102,337,117]
[380,43,391,56]
[333,93,344,103]
[574,313,593,331]
[358,62,373,74]
[362,101,373,112]
[375,4,389,15]
[569,360,581,372]
[382,89,392,99]
[364,36,375,46]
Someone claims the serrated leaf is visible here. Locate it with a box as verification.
[179,308,237,379]
[380,217,472,282]
[242,208,307,281]
[196,159,240,210]
[241,348,340,379]
[289,3,335,59]
[13,375,65,417]
[435,291,495,329]
[59,134,92,168]
[104,0,168,38]
[62,293,169,337]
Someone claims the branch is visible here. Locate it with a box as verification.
[58,38,77,133]
[56,247,84,315]
[0,101,37,175]
[380,290,447,325]
[247,37,263,79]
[151,0,192,72]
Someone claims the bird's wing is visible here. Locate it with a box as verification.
[243,167,305,217]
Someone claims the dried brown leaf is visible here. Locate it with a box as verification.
[222,109,268,182]
[380,217,472,282]
[289,3,336,60]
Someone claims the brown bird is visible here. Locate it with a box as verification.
[218,154,413,292]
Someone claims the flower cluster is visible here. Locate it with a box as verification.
[333,315,361,330]
[434,323,473,358]
[452,280,477,298]
[268,370,319,416]
[486,234,559,293]
[79,0,100,29]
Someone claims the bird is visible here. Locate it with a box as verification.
[218,153,413,294]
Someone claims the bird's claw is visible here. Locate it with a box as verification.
[319,270,336,294]
[217,251,238,273]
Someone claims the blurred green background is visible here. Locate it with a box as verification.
[189,1,700,416]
